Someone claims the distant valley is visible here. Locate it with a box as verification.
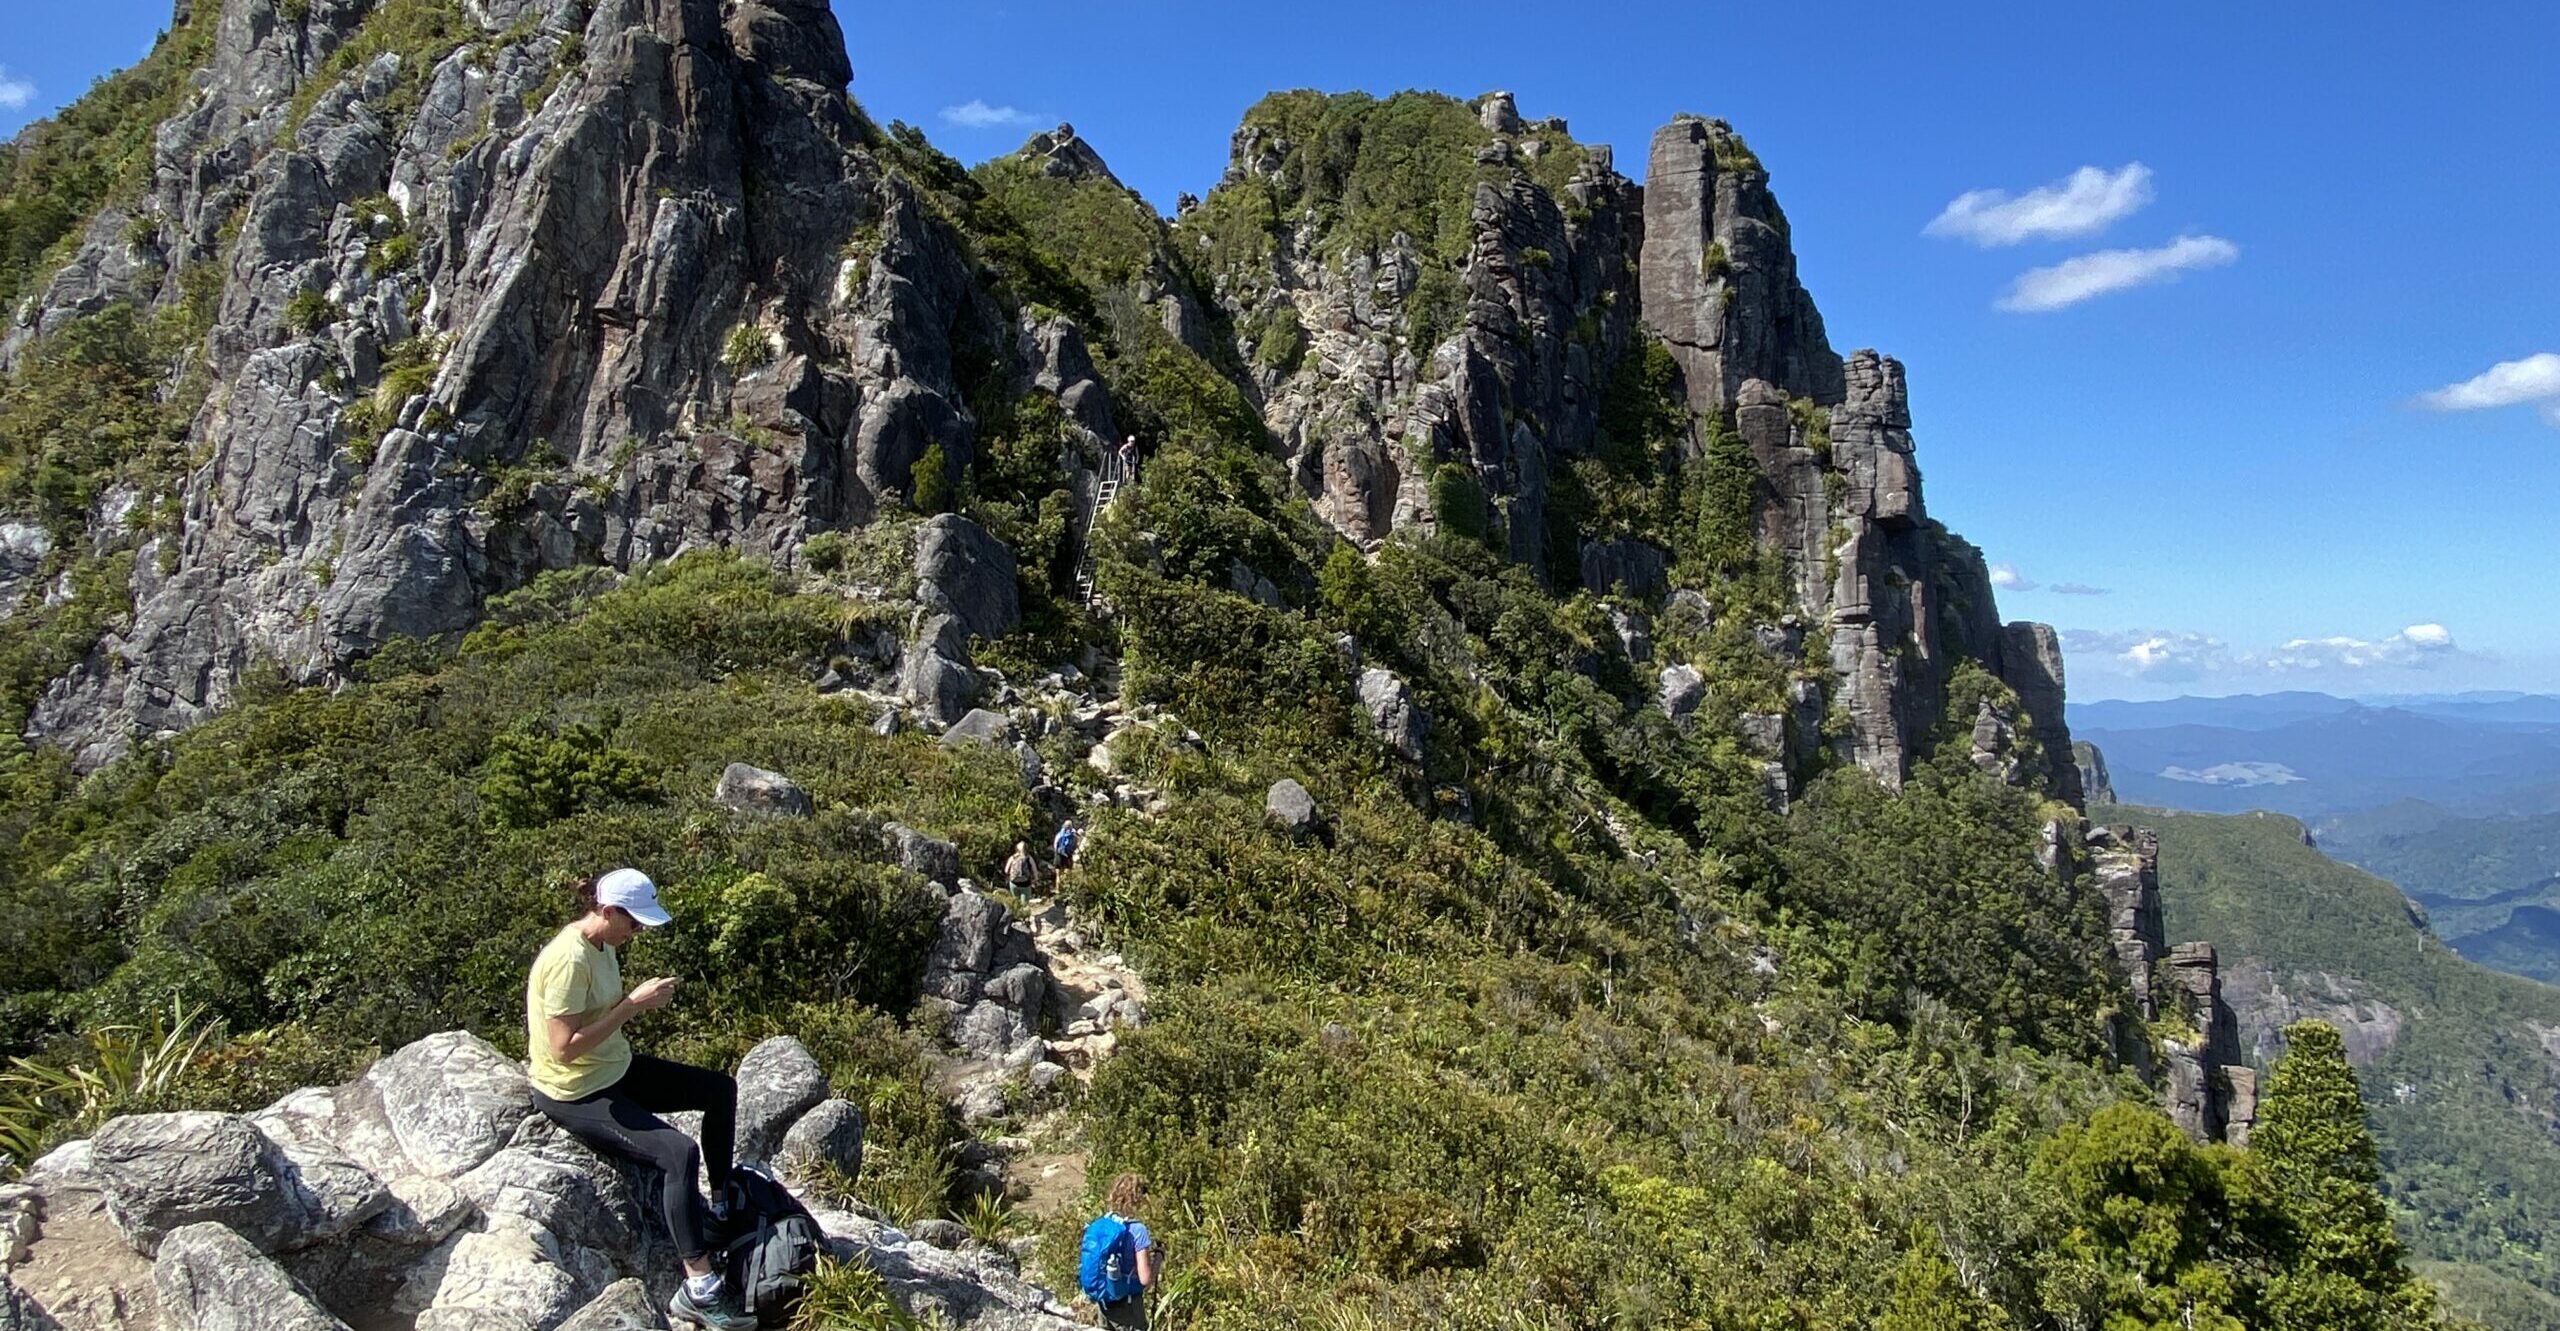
[2077,690,2560,985]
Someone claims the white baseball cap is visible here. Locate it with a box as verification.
[596,868,672,927]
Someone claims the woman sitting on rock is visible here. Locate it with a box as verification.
[526,868,753,1331]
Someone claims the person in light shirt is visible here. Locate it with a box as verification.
[524,868,751,1331]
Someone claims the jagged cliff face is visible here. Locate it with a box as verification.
[1179,101,2077,798]
[5,2,2074,806]
[1184,91,1640,570]
[10,0,1060,763]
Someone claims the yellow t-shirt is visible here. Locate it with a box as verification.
[525,925,632,1100]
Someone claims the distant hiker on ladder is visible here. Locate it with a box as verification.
[1117,433,1139,483]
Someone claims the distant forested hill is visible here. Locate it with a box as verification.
[2122,801,2560,1324]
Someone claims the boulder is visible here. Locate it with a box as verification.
[0,1275,62,1331]
[1736,712,1785,758]
[915,515,1021,644]
[901,615,977,725]
[91,1113,279,1255]
[712,763,813,817]
[554,1279,657,1331]
[1657,665,1705,721]
[363,1032,536,1181]
[884,821,961,886]
[811,1208,1085,1328]
[924,889,1012,1006]
[941,708,1016,750]
[89,1112,384,1257]
[734,1037,828,1167]
[777,1100,867,1188]
[1265,779,1318,835]
[398,1223,590,1330]
[152,1222,350,1331]
[1356,668,1426,762]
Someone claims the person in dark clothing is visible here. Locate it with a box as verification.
[526,868,753,1331]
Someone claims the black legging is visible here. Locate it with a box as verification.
[533,1053,737,1261]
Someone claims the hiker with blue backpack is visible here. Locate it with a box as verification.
[1079,1173,1159,1327]
[1052,820,1081,880]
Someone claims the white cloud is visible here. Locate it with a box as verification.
[0,68,34,111]
[2065,629,2232,683]
[1990,563,2035,591]
[1997,235,2238,312]
[1925,164,2154,247]
[2064,622,2477,697]
[2267,624,2459,672]
[2418,352,2560,426]
[940,99,1050,130]
[2050,582,2113,596]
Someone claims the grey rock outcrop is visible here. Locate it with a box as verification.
[2090,826,2166,1020]
[1638,115,1841,412]
[902,615,980,725]
[553,1279,657,1331]
[1203,93,1639,565]
[884,821,962,886]
[915,515,1021,644]
[713,763,813,818]
[1266,779,1318,835]
[2075,740,2116,805]
[733,1037,829,1167]
[1657,665,1704,723]
[1357,668,1425,762]
[18,0,1033,766]
[15,1028,1059,1330]
[0,1275,62,1331]
[2160,943,2255,1145]
[777,1100,867,1189]
[152,1222,350,1331]
[921,886,1049,1063]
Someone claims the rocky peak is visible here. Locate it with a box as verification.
[1015,123,1122,188]
[1636,113,1842,414]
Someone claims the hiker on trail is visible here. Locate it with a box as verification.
[1078,1173,1159,1328]
[1004,839,1041,893]
[1117,433,1139,480]
[1052,820,1081,878]
[526,869,755,1331]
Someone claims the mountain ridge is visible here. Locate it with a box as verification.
[0,0,2466,1327]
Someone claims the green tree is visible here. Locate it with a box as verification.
[2255,1021,2441,1331]
[2031,1103,2252,1331]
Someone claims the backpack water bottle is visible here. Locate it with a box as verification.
[1078,1215,1142,1304]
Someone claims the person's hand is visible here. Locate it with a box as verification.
[627,977,678,1011]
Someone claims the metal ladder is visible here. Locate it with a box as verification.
[1072,452,1129,606]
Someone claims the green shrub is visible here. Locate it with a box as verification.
[1428,463,1489,544]
[723,321,775,375]
[475,723,657,830]
[284,287,335,335]
[910,441,953,514]
[1252,303,1307,372]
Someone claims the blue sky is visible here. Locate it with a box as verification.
[9,0,2557,700]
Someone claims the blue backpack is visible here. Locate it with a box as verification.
[1077,1214,1142,1304]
